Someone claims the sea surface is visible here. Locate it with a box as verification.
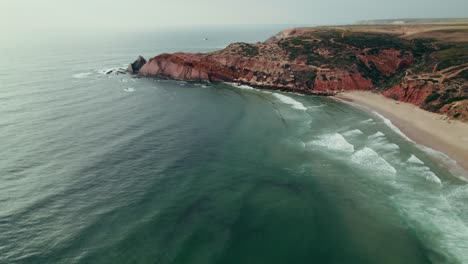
[1,25,468,264]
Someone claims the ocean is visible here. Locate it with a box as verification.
[1,25,468,263]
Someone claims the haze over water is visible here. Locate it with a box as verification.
[1,26,468,263]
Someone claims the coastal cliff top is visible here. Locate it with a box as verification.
[268,20,468,43]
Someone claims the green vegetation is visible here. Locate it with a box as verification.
[308,71,317,81]
[432,45,468,70]
[425,93,441,103]
[454,113,462,118]
[442,96,468,105]
[275,29,467,100]
[292,70,319,88]
[411,39,436,58]
[277,30,437,88]
[427,96,468,112]
[340,33,408,50]
[356,59,387,85]
[239,44,259,57]
[278,37,322,61]
[460,69,468,80]
[278,35,357,67]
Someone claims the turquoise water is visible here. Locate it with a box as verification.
[1,26,468,263]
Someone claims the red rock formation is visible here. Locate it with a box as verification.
[137,44,380,95]
[382,83,433,105]
[132,27,467,120]
[313,71,373,92]
[357,49,413,76]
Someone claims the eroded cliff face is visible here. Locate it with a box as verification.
[131,27,468,120]
[382,82,434,106]
[382,62,468,121]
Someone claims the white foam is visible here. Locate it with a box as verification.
[405,157,442,184]
[342,129,364,137]
[372,111,414,142]
[124,87,135,92]
[224,82,257,91]
[236,84,256,90]
[390,190,468,262]
[224,82,274,94]
[307,133,354,153]
[367,131,401,153]
[308,104,324,108]
[121,78,135,83]
[368,131,385,140]
[407,155,425,165]
[97,65,127,75]
[72,72,93,79]
[351,147,397,175]
[360,118,375,124]
[422,170,442,184]
[418,145,468,181]
[446,185,468,200]
[382,143,400,151]
[272,93,307,111]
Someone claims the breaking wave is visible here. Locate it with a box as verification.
[342,129,364,137]
[407,155,424,165]
[272,93,307,111]
[307,133,354,153]
[360,118,375,124]
[366,131,401,154]
[368,131,385,140]
[224,82,257,91]
[372,111,414,142]
[72,72,93,79]
[391,190,468,262]
[418,145,468,180]
[351,147,397,175]
[96,65,128,75]
[235,84,256,90]
[421,169,442,184]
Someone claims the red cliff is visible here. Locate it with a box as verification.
[131,26,468,120]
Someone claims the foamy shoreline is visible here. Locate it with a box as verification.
[337,91,468,179]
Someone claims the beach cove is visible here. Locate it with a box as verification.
[338,91,468,179]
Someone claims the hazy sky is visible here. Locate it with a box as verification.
[1,0,467,32]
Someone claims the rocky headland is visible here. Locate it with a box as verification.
[130,22,468,121]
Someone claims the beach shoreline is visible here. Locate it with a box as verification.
[336,91,468,179]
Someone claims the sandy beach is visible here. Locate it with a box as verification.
[337,91,468,175]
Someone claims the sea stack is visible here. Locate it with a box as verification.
[128,56,147,74]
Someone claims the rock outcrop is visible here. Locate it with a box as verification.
[130,26,468,120]
[128,56,147,74]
